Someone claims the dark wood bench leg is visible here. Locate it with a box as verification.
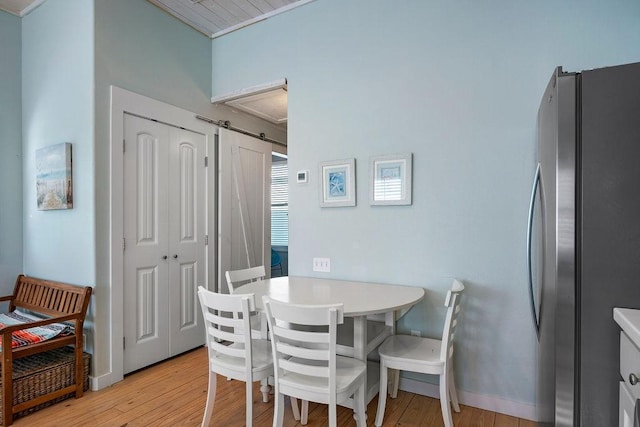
[75,331,84,398]
[3,333,15,426]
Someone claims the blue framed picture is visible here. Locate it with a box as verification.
[36,142,73,210]
[369,153,412,205]
[319,158,356,207]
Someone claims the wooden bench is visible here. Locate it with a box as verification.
[0,275,92,426]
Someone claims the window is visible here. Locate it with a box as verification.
[271,158,288,246]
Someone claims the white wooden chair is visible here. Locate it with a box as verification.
[225,266,268,340]
[197,286,273,427]
[375,279,465,427]
[263,296,367,427]
[225,265,267,293]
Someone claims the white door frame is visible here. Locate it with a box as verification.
[106,86,217,389]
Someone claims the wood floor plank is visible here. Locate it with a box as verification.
[397,393,440,426]
[494,413,520,427]
[468,406,497,427]
[11,347,535,427]
[369,390,413,426]
[452,404,472,426]
[103,379,208,426]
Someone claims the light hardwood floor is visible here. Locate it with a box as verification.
[13,347,536,426]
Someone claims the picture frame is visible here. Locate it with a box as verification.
[369,153,412,206]
[36,142,73,210]
[319,158,356,207]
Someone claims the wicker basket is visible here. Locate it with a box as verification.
[0,346,90,423]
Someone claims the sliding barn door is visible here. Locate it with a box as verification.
[123,114,206,374]
[218,128,271,293]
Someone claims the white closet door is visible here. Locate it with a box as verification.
[168,127,206,354]
[123,114,170,373]
[123,115,206,374]
[218,128,271,293]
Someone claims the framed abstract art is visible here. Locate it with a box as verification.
[319,158,356,207]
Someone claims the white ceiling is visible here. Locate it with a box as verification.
[0,0,315,39]
[149,0,314,38]
[0,0,44,16]
[212,79,288,127]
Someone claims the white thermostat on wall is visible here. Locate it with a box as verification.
[296,170,309,184]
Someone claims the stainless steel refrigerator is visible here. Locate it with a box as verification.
[528,62,640,426]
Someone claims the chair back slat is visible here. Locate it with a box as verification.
[274,338,330,361]
[273,324,330,344]
[225,266,266,293]
[210,338,248,359]
[440,279,464,362]
[267,299,344,326]
[204,310,242,329]
[207,323,247,345]
[280,357,330,378]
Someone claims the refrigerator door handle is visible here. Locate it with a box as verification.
[527,163,541,339]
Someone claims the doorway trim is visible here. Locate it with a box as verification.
[104,86,217,389]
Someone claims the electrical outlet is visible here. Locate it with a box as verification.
[313,257,331,272]
[410,330,421,337]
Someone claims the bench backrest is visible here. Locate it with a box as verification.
[10,275,92,319]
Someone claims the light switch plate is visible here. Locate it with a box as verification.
[313,257,330,272]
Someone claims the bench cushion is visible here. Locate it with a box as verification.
[0,311,72,350]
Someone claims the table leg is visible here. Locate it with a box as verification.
[385,311,396,334]
[353,316,367,361]
[353,315,367,422]
[386,311,400,398]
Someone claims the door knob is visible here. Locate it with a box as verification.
[162,255,168,260]
[630,373,639,385]
[173,254,178,259]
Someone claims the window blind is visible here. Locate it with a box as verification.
[271,162,288,246]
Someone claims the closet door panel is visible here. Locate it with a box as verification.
[123,114,170,374]
[168,127,206,354]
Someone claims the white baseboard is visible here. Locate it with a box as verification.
[90,371,123,391]
[399,377,537,422]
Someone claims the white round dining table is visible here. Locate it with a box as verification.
[238,276,425,317]
[236,275,425,405]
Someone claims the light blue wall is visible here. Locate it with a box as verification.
[22,0,95,285]
[0,11,23,295]
[93,0,214,379]
[211,0,640,408]
[94,0,213,116]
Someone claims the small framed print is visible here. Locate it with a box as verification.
[319,158,356,207]
[369,153,412,206]
[36,142,73,210]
